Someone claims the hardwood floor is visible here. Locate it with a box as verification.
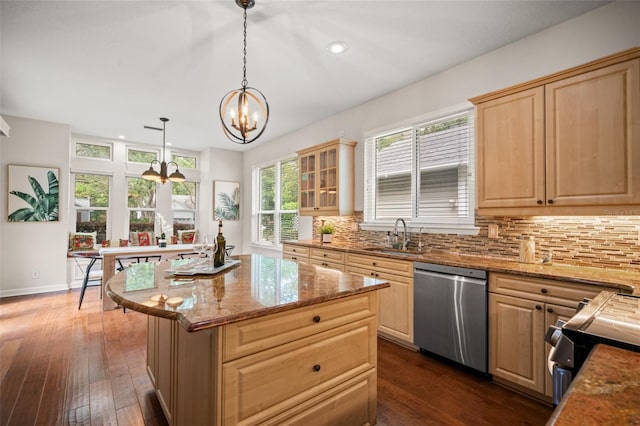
[1,288,553,425]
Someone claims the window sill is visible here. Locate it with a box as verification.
[359,222,480,236]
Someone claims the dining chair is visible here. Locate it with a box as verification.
[74,252,103,310]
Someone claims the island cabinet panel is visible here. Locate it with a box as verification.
[223,293,376,361]
[156,317,177,424]
[222,317,376,425]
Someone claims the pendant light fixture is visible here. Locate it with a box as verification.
[141,117,186,184]
[219,0,269,145]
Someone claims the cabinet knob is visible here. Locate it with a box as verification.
[291,256,297,260]
[313,364,321,372]
[541,288,548,294]
[548,199,554,204]
[536,305,542,310]
[547,308,553,313]
[372,262,377,266]
[313,315,321,323]
[323,253,327,257]
[537,200,543,205]
[370,272,375,276]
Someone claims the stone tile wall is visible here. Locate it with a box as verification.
[313,213,640,272]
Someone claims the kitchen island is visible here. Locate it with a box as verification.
[106,254,389,426]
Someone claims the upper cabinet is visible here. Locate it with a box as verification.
[297,138,357,216]
[471,48,640,216]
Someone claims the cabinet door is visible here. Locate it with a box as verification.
[317,146,338,211]
[299,152,316,213]
[147,316,158,387]
[489,293,545,394]
[156,317,176,424]
[546,59,640,206]
[476,87,545,208]
[346,265,413,343]
[543,303,577,398]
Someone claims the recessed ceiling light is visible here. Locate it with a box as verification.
[327,41,348,55]
[118,135,125,139]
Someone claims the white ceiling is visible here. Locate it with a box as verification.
[1,0,609,152]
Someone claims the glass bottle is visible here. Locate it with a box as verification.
[214,220,226,267]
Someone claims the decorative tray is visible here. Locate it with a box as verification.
[165,259,241,276]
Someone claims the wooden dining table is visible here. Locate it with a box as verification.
[99,244,194,310]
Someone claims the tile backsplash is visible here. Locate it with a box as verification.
[313,213,640,272]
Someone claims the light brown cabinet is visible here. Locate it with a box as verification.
[488,273,604,399]
[297,138,356,216]
[473,49,640,215]
[147,292,379,425]
[345,253,414,344]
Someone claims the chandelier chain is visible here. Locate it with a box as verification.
[242,7,248,88]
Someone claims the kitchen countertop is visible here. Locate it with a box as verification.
[546,344,640,425]
[285,240,639,294]
[106,253,389,332]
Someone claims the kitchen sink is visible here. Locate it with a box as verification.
[362,247,423,258]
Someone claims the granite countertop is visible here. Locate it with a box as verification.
[547,344,640,425]
[285,241,639,294]
[106,253,389,332]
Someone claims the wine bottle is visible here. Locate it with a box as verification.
[214,220,226,267]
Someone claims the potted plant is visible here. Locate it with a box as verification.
[320,222,336,243]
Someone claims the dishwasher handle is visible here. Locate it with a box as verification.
[414,262,487,280]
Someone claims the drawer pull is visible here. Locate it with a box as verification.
[291,256,297,260]
[537,200,543,205]
[312,315,321,323]
[370,272,375,276]
[547,307,553,313]
[548,199,554,204]
[541,288,548,294]
[535,305,542,310]
[323,253,327,257]
[372,262,377,266]
[313,364,321,372]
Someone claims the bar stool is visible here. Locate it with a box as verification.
[116,255,162,271]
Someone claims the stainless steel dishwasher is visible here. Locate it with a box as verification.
[413,262,488,373]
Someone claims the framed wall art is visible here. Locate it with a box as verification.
[214,180,240,221]
[7,164,60,222]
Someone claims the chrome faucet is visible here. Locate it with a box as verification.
[393,218,409,251]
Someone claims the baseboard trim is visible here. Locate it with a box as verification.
[0,284,70,299]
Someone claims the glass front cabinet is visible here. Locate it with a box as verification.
[297,138,356,216]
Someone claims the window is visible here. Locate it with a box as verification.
[364,109,475,232]
[128,148,157,164]
[172,154,197,169]
[73,173,110,242]
[128,177,156,233]
[255,158,299,245]
[172,181,197,235]
[75,142,111,160]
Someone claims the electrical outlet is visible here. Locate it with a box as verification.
[488,224,499,239]
[32,270,40,279]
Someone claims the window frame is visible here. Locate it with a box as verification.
[362,104,479,235]
[171,180,198,236]
[71,172,111,243]
[252,156,299,248]
[74,140,113,161]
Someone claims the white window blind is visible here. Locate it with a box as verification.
[364,108,475,231]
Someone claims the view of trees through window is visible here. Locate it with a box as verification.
[75,142,111,160]
[256,158,298,244]
[128,149,157,164]
[172,181,197,234]
[128,177,156,233]
[172,154,197,169]
[74,173,109,242]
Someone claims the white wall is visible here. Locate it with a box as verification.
[0,115,71,297]
[241,1,640,250]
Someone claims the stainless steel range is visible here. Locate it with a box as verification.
[545,291,640,404]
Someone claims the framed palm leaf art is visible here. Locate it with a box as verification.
[7,165,60,222]
[214,180,240,221]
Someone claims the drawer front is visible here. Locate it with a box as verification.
[223,293,375,361]
[262,370,376,426]
[223,318,376,425]
[283,254,310,265]
[309,258,345,271]
[346,253,413,277]
[310,248,345,263]
[490,272,602,305]
[283,244,310,258]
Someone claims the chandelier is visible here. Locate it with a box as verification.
[141,117,186,184]
[219,0,269,144]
